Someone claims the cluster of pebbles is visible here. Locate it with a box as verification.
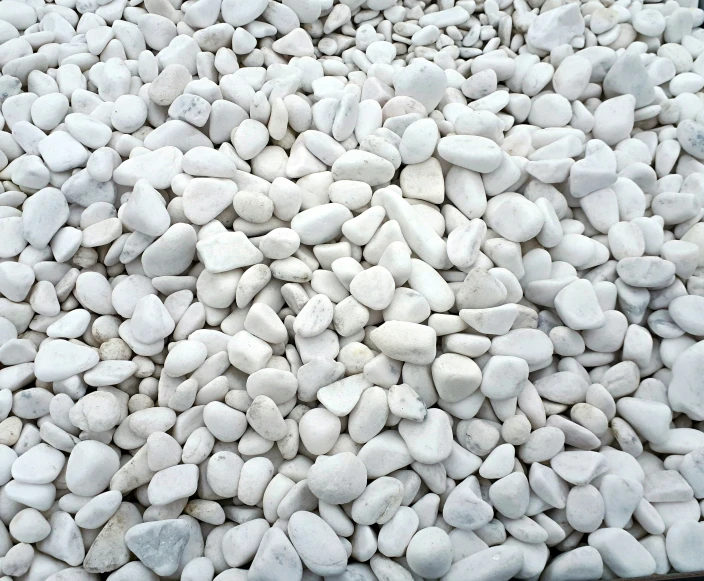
[1,0,704,577]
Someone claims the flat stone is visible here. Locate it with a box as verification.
[34,340,99,382]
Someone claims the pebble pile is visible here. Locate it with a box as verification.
[0,0,704,577]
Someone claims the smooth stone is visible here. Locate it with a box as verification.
[34,340,98,382]
[587,528,656,578]
[287,511,347,576]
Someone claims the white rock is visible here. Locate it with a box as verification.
[307,452,367,504]
[288,511,347,575]
[588,528,656,577]
[370,321,436,365]
[438,135,502,173]
[35,340,99,382]
[148,464,199,506]
[66,440,120,496]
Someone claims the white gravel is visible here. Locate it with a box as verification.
[0,0,703,579]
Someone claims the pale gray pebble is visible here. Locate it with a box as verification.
[124,519,191,576]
